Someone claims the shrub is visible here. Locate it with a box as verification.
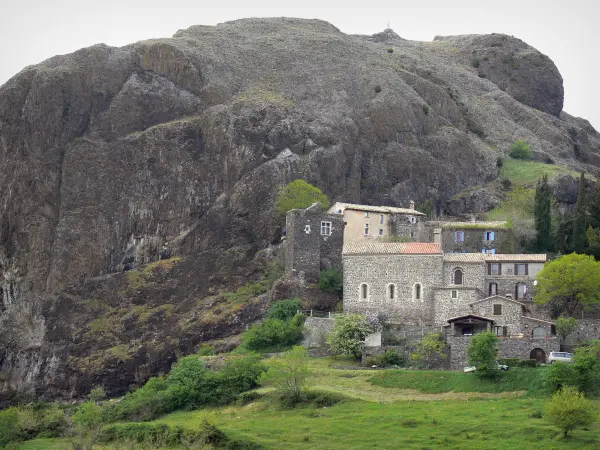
[411,333,447,369]
[498,358,520,367]
[363,355,383,367]
[496,157,504,168]
[70,401,106,450]
[572,341,600,396]
[467,332,500,378]
[422,104,430,116]
[318,269,343,294]
[266,298,303,321]
[545,361,577,393]
[374,85,382,93]
[327,313,375,360]
[471,57,481,68]
[382,349,406,367]
[275,180,330,217]
[100,423,183,446]
[260,346,312,406]
[197,343,216,356]
[387,48,394,53]
[544,386,596,437]
[236,391,263,406]
[243,315,305,351]
[500,178,512,189]
[519,359,538,368]
[39,404,67,438]
[88,386,106,403]
[0,408,20,446]
[509,140,533,160]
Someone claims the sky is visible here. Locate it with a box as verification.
[1,0,598,129]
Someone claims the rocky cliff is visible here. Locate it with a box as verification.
[0,18,599,403]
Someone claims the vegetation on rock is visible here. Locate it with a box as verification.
[509,139,533,159]
[275,179,330,217]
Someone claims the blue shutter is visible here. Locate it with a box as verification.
[490,231,495,241]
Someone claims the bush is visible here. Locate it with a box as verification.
[266,298,303,321]
[411,333,447,369]
[39,404,67,438]
[467,332,500,378]
[519,359,538,368]
[498,358,520,367]
[260,346,312,406]
[374,85,382,93]
[509,140,533,160]
[236,391,263,406]
[572,341,600,396]
[197,343,216,356]
[545,362,577,393]
[88,386,106,403]
[243,315,305,351]
[318,269,343,294]
[0,408,20,446]
[275,180,330,217]
[544,386,596,437]
[327,313,375,360]
[500,178,512,189]
[365,350,406,368]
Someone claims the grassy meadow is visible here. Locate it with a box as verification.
[15,356,600,450]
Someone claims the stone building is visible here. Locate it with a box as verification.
[284,203,345,282]
[327,202,425,243]
[342,241,557,365]
[422,220,512,254]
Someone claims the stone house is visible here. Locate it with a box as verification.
[284,203,345,282]
[342,241,558,365]
[327,202,425,243]
[422,220,512,254]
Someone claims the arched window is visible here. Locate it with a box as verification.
[531,327,546,339]
[360,283,369,301]
[387,283,396,300]
[454,269,463,285]
[413,283,422,301]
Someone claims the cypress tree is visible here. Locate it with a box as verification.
[587,182,600,230]
[572,172,588,253]
[534,174,552,251]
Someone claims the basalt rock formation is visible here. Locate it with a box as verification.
[0,17,599,403]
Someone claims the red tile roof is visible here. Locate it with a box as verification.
[343,241,442,255]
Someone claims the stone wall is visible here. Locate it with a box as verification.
[302,317,334,348]
[423,225,512,253]
[470,297,524,335]
[390,214,423,240]
[285,206,344,282]
[484,262,544,300]
[448,336,559,370]
[565,319,600,348]
[343,254,443,325]
[442,260,485,289]
[433,287,482,326]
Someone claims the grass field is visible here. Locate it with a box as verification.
[499,159,580,186]
[15,357,600,450]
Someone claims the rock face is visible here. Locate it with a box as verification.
[0,17,599,402]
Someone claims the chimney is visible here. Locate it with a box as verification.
[471,216,476,224]
[409,200,415,210]
[433,228,442,244]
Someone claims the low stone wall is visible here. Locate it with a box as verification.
[302,317,334,348]
[448,336,559,370]
[564,319,600,349]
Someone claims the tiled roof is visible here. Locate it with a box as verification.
[443,253,547,262]
[446,314,494,323]
[426,221,508,228]
[329,202,425,216]
[343,241,442,255]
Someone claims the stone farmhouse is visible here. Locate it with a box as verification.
[285,202,563,367]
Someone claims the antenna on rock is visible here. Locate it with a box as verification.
[387,21,391,29]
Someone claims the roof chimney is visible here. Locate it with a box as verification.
[409,200,415,210]
[433,228,442,244]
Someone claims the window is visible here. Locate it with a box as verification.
[380,214,384,224]
[365,211,370,218]
[364,223,369,235]
[360,283,369,300]
[451,290,458,299]
[379,228,384,236]
[482,248,496,255]
[304,225,311,234]
[488,282,498,296]
[320,221,332,236]
[494,326,502,336]
[454,231,465,243]
[387,284,396,300]
[493,304,502,315]
[410,231,415,238]
[531,327,546,339]
[515,283,527,299]
[488,263,501,276]
[409,216,416,224]
[515,264,528,276]
[413,283,422,300]
[485,231,495,241]
[453,269,463,285]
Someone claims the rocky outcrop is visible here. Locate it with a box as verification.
[1,17,599,402]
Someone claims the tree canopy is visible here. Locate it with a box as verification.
[534,253,600,316]
[327,313,375,359]
[534,174,553,252]
[275,179,330,217]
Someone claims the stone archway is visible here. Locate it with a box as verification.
[530,348,546,364]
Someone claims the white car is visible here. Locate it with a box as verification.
[464,362,509,373]
[547,352,573,364]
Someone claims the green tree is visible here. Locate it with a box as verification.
[587,183,600,230]
[411,333,447,369]
[555,212,575,254]
[318,269,343,294]
[544,386,596,437]
[327,313,375,360]
[266,298,304,321]
[259,346,312,405]
[275,179,330,217]
[572,173,588,253]
[0,408,19,447]
[572,340,600,396]
[88,386,106,403]
[534,253,600,316]
[467,332,500,378]
[555,316,578,350]
[69,401,105,450]
[417,199,434,218]
[585,226,600,261]
[509,139,533,159]
[534,174,553,251]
